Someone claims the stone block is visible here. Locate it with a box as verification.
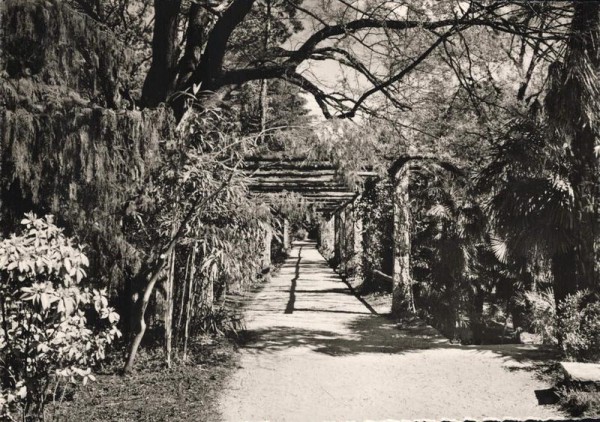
[561,361,600,384]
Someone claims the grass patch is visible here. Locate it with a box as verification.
[557,386,600,418]
[49,336,239,422]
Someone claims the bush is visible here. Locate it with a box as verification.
[0,214,121,419]
[556,291,600,362]
[294,228,308,240]
[194,307,245,338]
[518,289,558,344]
[557,386,600,417]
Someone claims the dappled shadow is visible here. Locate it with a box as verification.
[292,288,353,294]
[240,239,561,387]
[239,311,560,371]
[292,308,372,315]
[226,241,565,420]
[239,314,451,356]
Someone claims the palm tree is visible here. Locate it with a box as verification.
[410,165,490,341]
[478,115,579,306]
[544,2,600,299]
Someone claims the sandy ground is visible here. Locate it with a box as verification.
[219,241,564,421]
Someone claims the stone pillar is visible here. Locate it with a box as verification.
[319,216,335,260]
[334,210,345,269]
[282,218,290,251]
[392,166,415,316]
[344,205,353,265]
[262,226,272,273]
[352,199,363,279]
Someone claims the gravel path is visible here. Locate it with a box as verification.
[219,241,564,421]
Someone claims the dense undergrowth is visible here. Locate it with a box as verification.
[49,250,289,422]
[50,336,239,422]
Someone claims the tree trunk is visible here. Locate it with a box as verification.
[176,251,192,339]
[141,0,182,108]
[182,245,197,362]
[172,2,210,119]
[552,250,578,305]
[176,3,207,89]
[123,181,230,373]
[164,249,175,368]
[123,260,167,373]
[471,287,485,344]
[391,166,415,316]
[259,0,271,135]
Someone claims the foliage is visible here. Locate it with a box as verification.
[52,336,238,421]
[556,291,600,362]
[557,386,600,418]
[517,289,558,344]
[268,191,319,232]
[0,214,120,419]
[294,228,308,241]
[357,179,394,292]
[193,307,245,338]
[479,115,575,263]
[231,75,312,144]
[118,106,274,369]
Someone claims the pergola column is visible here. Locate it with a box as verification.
[262,225,272,274]
[391,165,415,316]
[318,216,335,260]
[334,209,345,269]
[282,218,291,251]
[352,199,363,278]
[343,205,353,269]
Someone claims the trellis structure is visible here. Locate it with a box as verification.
[245,154,462,317]
[243,156,374,280]
[290,155,463,317]
[245,157,374,215]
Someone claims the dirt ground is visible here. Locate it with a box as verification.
[218,241,565,421]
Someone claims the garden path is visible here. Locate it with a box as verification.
[219,241,564,421]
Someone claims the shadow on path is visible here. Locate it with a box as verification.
[241,314,557,363]
[242,241,559,371]
[224,241,564,421]
[284,246,302,314]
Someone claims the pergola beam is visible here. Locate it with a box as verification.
[246,158,376,215]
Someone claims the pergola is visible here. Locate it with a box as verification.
[244,157,375,215]
[244,155,428,316]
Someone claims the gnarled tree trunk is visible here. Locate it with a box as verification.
[141,0,182,107]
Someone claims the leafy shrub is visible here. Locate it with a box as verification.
[557,386,600,417]
[556,291,600,362]
[0,214,121,419]
[294,228,308,240]
[194,307,245,338]
[518,289,558,344]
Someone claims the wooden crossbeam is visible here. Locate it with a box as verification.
[245,157,375,214]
